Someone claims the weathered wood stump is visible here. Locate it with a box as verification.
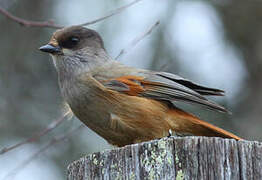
[67,137,262,180]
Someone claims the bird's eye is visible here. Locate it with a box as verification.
[60,36,80,49]
[70,37,79,45]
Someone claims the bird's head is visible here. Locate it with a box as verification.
[39,26,110,76]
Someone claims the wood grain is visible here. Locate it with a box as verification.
[67,137,262,180]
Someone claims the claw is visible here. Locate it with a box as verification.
[168,129,172,137]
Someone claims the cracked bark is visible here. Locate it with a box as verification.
[67,137,262,180]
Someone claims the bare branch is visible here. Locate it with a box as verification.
[3,124,85,180]
[115,20,160,60]
[158,63,169,71]
[78,0,143,26]
[0,0,143,29]
[0,6,62,28]
[0,110,73,155]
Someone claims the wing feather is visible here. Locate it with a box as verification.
[156,72,225,96]
[100,74,228,113]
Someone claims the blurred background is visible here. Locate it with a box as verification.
[0,0,261,179]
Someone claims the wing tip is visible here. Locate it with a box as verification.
[210,104,232,114]
[195,89,225,96]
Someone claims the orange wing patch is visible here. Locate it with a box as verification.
[102,75,164,96]
[111,75,146,96]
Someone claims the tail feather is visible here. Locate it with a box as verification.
[167,108,241,140]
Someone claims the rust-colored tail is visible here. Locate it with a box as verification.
[168,108,242,140]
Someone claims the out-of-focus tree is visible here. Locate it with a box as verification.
[213,0,262,140]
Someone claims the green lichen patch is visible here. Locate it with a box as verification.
[176,170,184,180]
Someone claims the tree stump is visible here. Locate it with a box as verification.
[67,137,262,180]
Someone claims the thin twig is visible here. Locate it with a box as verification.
[78,0,143,26]
[3,124,85,180]
[0,0,143,29]
[0,110,72,155]
[159,63,169,71]
[0,6,62,28]
[115,20,160,60]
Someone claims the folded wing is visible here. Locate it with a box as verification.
[100,71,228,113]
[156,72,224,96]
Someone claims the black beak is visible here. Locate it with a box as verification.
[39,44,61,54]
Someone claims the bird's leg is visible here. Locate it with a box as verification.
[168,129,173,137]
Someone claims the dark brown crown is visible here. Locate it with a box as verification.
[49,26,104,50]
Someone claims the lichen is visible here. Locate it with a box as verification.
[175,152,180,164]
[129,172,135,180]
[110,163,117,169]
[178,162,182,168]
[148,169,156,180]
[176,170,184,180]
[99,159,104,166]
[158,139,166,149]
[139,139,172,179]
[91,154,98,166]
[115,173,122,180]
[167,155,172,165]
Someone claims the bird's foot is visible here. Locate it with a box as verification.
[168,129,173,137]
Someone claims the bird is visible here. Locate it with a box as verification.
[39,26,241,147]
